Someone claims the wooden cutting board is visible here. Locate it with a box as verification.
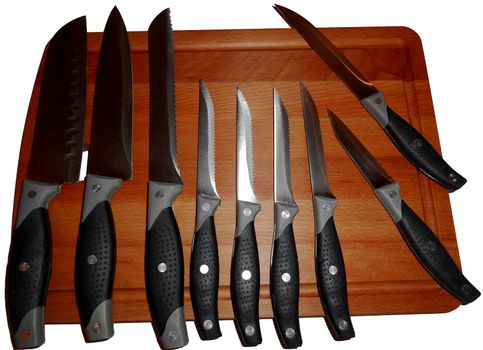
[13,27,462,324]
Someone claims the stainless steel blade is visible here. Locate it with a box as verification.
[27,17,87,184]
[87,7,132,180]
[148,8,182,184]
[274,4,378,100]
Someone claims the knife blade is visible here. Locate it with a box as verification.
[6,17,86,349]
[300,84,355,341]
[231,88,262,346]
[271,89,302,348]
[190,80,222,341]
[274,4,466,192]
[74,6,132,343]
[328,110,480,304]
[145,8,189,349]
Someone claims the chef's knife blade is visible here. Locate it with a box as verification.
[274,4,466,192]
[145,8,188,350]
[74,6,132,343]
[6,16,87,349]
[300,84,354,340]
[329,110,480,304]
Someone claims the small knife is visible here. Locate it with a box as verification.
[328,110,480,304]
[6,17,87,349]
[300,84,355,341]
[274,4,466,192]
[190,80,222,340]
[145,8,189,349]
[271,90,302,348]
[74,6,132,343]
[231,88,262,346]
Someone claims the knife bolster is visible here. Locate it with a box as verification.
[82,300,114,342]
[374,183,402,223]
[361,92,388,128]
[274,202,298,240]
[235,200,261,237]
[147,181,183,230]
[81,174,122,222]
[195,194,220,232]
[313,196,338,233]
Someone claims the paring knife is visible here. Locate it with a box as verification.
[231,88,262,346]
[5,17,86,349]
[328,110,480,304]
[145,8,189,349]
[300,84,355,341]
[190,80,222,340]
[74,6,132,343]
[274,4,466,192]
[270,90,302,349]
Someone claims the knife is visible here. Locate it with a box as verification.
[328,110,480,304]
[231,88,262,346]
[5,17,86,349]
[145,8,189,349]
[74,6,132,343]
[300,84,355,341]
[190,80,222,340]
[270,89,302,348]
[274,4,466,192]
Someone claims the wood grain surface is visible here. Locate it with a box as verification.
[12,27,461,324]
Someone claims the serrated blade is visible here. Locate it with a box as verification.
[148,8,182,184]
[87,7,132,180]
[236,88,257,204]
[328,110,394,189]
[27,17,87,184]
[274,4,378,100]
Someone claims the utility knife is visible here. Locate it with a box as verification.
[270,90,302,348]
[329,110,480,304]
[274,4,466,192]
[190,80,222,340]
[300,84,355,340]
[6,17,87,349]
[231,88,262,346]
[74,6,132,343]
[145,8,189,349]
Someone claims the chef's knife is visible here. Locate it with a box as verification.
[74,7,132,343]
[328,110,480,304]
[274,4,466,192]
[6,17,86,349]
[231,88,262,346]
[145,8,189,350]
[190,80,222,340]
[300,84,354,341]
[271,90,302,348]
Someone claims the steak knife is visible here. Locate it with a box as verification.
[145,8,189,349]
[190,80,222,340]
[274,4,466,192]
[6,17,87,349]
[231,88,262,346]
[300,84,355,341]
[328,110,480,304]
[74,6,132,343]
[271,90,302,348]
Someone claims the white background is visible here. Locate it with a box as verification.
[0,0,482,349]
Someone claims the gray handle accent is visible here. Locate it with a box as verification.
[313,196,338,233]
[81,174,122,222]
[274,202,299,240]
[12,307,45,349]
[195,194,221,232]
[374,183,402,223]
[147,181,184,230]
[160,307,189,349]
[83,300,114,342]
[235,200,261,237]
[361,92,388,128]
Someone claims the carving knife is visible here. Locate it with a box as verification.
[231,88,262,346]
[271,90,302,348]
[74,6,132,343]
[190,80,222,340]
[300,84,355,340]
[274,4,466,192]
[5,17,87,349]
[328,110,480,304]
[145,8,189,349]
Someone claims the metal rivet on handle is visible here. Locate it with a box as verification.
[242,270,251,280]
[87,255,97,265]
[28,190,37,199]
[20,330,31,341]
[18,262,30,272]
[375,97,383,105]
[281,272,291,283]
[200,264,209,274]
[413,139,423,148]
[203,319,214,330]
[155,190,164,199]
[158,262,167,273]
[338,320,348,331]
[285,327,295,339]
[322,203,331,211]
[201,202,211,212]
[168,330,178,341]
[389,190,398,198]
[281,209,290,219]
[329,265,338,275]
[426,241,437,252]
[245,325,255,336]
[243,207,252,217]
[93,323,102,333]
[92,184,101,193]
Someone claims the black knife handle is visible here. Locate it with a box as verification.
[270,223,302,349]
[396,200,480,304]
[231,221,262,346]
[316,217,355,341]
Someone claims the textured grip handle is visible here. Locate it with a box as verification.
[316,217,354,341]
[396,200,480,304]
[270,223,302,349]
[75,201,116,342]
[231,221,262,346]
